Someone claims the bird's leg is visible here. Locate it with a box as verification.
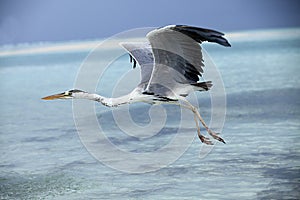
[193,106,226,144]
[181,100,225,144]
[193,112,213,145]
[180,103,212,145]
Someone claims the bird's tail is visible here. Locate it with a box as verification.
[192,81,213,91]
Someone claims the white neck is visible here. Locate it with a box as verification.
[73,92,132,107]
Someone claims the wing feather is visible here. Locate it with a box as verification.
[120,42,154,86]
[145,25,230,97]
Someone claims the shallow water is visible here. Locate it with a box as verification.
[1,28,300,199]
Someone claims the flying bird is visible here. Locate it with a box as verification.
[42,25,231,145]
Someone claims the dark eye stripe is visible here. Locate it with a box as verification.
[69,89,84,93]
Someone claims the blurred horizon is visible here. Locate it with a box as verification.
[1,0,300,45]
[1,28,299,54]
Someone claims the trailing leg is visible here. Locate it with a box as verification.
[193,107,226,144]
[181,99,226,144]
[193,112,213,145]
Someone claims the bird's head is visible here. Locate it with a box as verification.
[42,89,87,100]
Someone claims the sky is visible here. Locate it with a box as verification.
[0,0,300,45]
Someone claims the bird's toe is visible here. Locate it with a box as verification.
[199,135,213,145]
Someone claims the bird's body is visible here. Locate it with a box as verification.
[42,25,231,145]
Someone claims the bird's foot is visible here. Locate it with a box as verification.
[198,135,213,145]
[208,131,226,144]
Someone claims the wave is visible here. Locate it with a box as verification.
[226,87,300,120]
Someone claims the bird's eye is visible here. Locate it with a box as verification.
[64,91,70,96]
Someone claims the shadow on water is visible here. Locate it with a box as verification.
[257,164,300,199]
[226,87,300,121]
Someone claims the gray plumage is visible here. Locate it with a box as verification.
[120,25,230,99]
[42,25,231,145]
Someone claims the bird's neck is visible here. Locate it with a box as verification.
[76,92,132,107]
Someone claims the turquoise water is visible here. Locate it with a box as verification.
[1,29,300,199]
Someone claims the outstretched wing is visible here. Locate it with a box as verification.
[144,25,231,98]
[120,42,154,87]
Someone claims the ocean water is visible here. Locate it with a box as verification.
[0,28,300,199]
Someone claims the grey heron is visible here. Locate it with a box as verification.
[42,25,231,145]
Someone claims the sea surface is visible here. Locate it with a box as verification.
[0,28,300,199]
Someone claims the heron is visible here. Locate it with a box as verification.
[42,25,231,145]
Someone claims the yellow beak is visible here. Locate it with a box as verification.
[42,93,67,100]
